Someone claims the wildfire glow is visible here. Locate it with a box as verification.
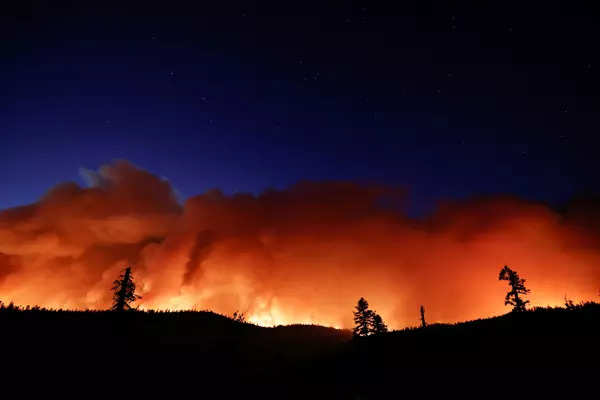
[0,161,598,328]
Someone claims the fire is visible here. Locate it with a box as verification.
[0,161,598,328]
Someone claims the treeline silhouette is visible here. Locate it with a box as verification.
[2,297,597,396]
[351,265,534,333]
[1,264,598,398]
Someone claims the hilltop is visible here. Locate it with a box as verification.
[1,302,597,398]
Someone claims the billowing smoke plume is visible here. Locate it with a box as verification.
[1,161,598,328]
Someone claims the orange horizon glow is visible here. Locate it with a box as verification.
[1,161,598,329]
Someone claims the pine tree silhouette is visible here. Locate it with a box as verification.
[420,305,427,328]
[231,310,246,323]
[353,297,374,337]
[111,267,141,311]
[564,295,576,310]
[372,312,388,335]
[498,265,530,312]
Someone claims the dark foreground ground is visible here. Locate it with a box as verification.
[1,303,598,398]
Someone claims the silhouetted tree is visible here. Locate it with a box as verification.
[420,305,427,328]
[231,310,246,323]
[499,265,530,312]
[0,301,16,312]
[371,312,388,335]
[564,295,576,310]
[353,297,374,337]
[111,267,141,311]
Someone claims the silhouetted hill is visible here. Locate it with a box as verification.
[1,303,597,398]
[344,303,599,367]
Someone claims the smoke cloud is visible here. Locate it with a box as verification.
[1,160,598,328]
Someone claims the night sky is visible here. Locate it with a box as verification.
[4,1,599,215]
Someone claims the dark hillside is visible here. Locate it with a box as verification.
[342,303,599,366]
[1,303,597,398]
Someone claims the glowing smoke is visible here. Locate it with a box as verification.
[0,161,598,328]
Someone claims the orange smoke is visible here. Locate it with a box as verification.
[0,161,598,328]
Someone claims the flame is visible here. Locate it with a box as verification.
[0,161,598,328]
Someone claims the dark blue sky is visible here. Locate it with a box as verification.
[4,2,599,215]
